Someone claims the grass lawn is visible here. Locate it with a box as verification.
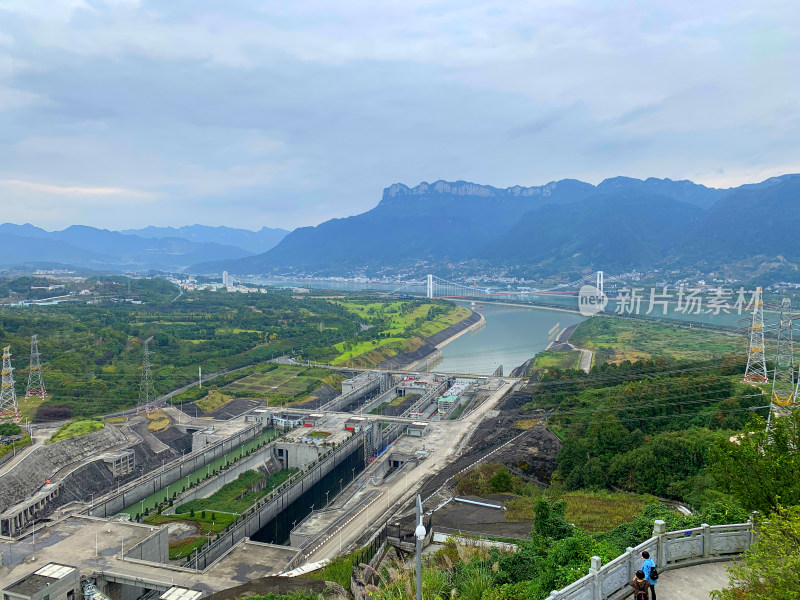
[0,434,31,460]
[195,390,234,413]
[223,365,345,405]
[563,491,658,532]
[177,468,296,515]
[504,490,658,532]
[328,300,472,367]
[529,350,581,374]
[49,419,104,443]
[147,409,170,432]
[146,511,237,534]
[168,537,207,560]
[570,316,745,363]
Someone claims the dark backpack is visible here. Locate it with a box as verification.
[649,566,659,581]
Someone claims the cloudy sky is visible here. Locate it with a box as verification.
[0,0,798,231]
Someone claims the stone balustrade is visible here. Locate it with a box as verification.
[549,519,753,600]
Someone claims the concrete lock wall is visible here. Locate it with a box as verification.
[124,526,170,564]
[274,442,324,470]
[88,424,263,518]
[187,431,366,571]
[166,449,281,515]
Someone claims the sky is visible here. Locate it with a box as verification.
[0,0,799,231]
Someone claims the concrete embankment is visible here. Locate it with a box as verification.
[0,426,127,512]
[378,311,483,370]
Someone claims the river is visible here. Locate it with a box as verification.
[431,302,586,375]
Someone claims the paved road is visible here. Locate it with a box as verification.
[655,561,732,599]
[301,379,515,564]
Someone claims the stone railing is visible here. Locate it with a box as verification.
[549,519,754,600]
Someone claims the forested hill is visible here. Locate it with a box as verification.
[193,174,800,279]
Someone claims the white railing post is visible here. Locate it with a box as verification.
[626,546,636,581]
[748,512,758,549]
[702,523,710,559]
[590,556,602,600]
[653,520,666,569]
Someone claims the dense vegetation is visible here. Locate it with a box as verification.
[525,353,770,514]
[0,279,465,421]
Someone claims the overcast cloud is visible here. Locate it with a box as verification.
[0,0,798,230]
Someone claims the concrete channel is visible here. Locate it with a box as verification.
[185,431,366,570]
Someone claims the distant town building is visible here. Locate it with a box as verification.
[222,270,230,287]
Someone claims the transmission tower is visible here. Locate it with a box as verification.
[25,334,47,400]
[0,346,20,422]
[743,287,769,384]
[769,298,795,426]
[138,336,156,410]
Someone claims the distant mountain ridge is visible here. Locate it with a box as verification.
[190,174,800,279]
[121,225,288,254]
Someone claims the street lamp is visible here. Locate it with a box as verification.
[414,494,426,600]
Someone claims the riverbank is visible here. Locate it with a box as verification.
[433,311,486,349]
[377,310,484,370]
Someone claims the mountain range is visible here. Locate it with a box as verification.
[191,174,800,279]
[0,224,288,272]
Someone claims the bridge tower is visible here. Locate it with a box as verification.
[138,336,156,410]
[743,287,769,384]
[0,346,20,422]
[426,274,433,299]
[25,334,47,399]
[596,271,604,295]
[768,298,795,427]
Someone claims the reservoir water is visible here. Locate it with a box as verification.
[432,302,586,375]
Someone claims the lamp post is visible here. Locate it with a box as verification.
[414,494,426,600]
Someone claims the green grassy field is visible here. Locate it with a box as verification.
[328,301,471,366]
[146,511,238,534]
[504,490,658,532]
[48,419,104,443]
[176,468,296,515]
[528,350,582,374]
[0,434,31,460]
[223,364,345,405]
[570,316,745,363]
[168,537,208,560]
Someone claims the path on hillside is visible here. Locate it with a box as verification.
[546,324,593,372]
[655,562,732,599]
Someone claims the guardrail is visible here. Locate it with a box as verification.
[548,519,754,600]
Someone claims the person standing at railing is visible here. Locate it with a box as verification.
[641,551,658,600]
[630,570,650,600]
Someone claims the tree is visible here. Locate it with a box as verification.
[711,506,800,600]
[490,468,513,493]
[532,499,573,540]
[709,413,800,512]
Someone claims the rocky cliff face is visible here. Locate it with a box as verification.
[381,179,566,203]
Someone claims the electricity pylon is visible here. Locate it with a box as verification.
[743,287,768,383]
[25,335,47,400]
[0,346,20,422]
[138,336,156,410]
[768,298,795,427]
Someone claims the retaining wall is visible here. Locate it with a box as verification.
[0,426,127,512]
